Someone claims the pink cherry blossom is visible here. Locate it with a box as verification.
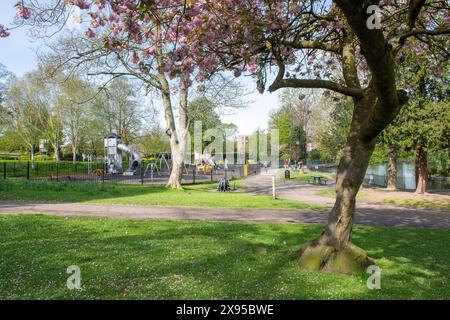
[0,24,10,37]
[15,2,31,19]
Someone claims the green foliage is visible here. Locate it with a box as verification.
[370,144,388,165]
[427,148,449,176]
[137,124,171,155]
[188,97,222,132]
[392,99,449,153]
[316,98,353,161]
[382,38,449,155]
[269,88,313,161]
[308,149,321,160]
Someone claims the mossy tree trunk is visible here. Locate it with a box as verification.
[415,147,427,194]
[387,146,398,189]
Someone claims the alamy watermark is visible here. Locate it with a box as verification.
[174,121,280,167]
[366,265,381,290]
[366,1,408,30]
[66,265,81,290]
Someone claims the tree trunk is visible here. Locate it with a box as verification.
[167,156,184,189]
[72,145,77,165]
[52,142,60,162]
[387,146,397,189]
[415,147,427,194]
[30,145,35,169]
[55,147,60,162]
[298,133,377,274]
[156,49,189,189]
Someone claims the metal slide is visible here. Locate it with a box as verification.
[117,143,142,173]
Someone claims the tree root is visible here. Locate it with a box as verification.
[298,241,375,275]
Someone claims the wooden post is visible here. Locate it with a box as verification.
[272,176,276,199]
[3,162,6,179]
[26,161,30,180]
[193,168,196,184]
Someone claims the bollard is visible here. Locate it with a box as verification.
[272,176,276,199]
[26,161,30,180]
[141,167,144,185]
[210,169,213,182]
[56,163,59,181]
[3,162,6,179]
[193,168,196,184]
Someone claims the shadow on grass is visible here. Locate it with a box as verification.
[0,215,449,299]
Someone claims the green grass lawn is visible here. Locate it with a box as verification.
[0,179,322,210]
[281,171,334,183]
[0,215,448,299]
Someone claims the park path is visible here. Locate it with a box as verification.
[246,169,336,206]
[243,170,450,228]
[0,199,449,228]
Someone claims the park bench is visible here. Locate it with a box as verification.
[308,175,328,185]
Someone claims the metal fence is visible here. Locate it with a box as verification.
[0,161,261,185]
[307,162,449,190]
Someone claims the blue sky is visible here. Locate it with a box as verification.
[0,0,278,134]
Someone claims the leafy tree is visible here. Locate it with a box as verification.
[137,124,171,156]
[317,98,353,162]
[3,74,47,165]
[382,39,450,193]
[58,77,93,164]
[95,78,143,144]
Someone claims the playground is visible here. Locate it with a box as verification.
[0,133,262,187]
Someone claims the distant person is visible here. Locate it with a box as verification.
[263,160,268,173]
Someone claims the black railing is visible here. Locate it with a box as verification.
[0,161,261,185]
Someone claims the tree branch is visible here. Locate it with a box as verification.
[268,77,364,98]
[281,40,341,53]
[397,27,450,45]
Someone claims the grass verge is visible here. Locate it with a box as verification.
[0,179,323,210]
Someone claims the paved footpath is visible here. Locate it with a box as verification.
[244,171,450,228]
[0,200,449,228]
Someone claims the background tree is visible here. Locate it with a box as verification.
[382,38,450,193]
[59,77,93,164]
[94,78,143,144]
[3,73,47,166]
[316,98,353,162]
[137,124,170,156]
[269,88,315,162]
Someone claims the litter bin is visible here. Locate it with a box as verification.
[284,169,290,179]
